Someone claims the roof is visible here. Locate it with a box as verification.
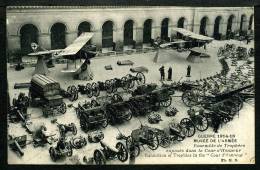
[57,32,94,57]
[172,28,214,41]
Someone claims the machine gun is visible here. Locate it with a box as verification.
[8,135,27,157]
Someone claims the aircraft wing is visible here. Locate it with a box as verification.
[159,40,188,48]
[28,49,62,56]
[173,28,214,42]
[57,32,94,57]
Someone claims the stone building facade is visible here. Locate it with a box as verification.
[6,6,254,53]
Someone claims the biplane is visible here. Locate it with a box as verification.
[153,28,213,63]
[28,32,97,79]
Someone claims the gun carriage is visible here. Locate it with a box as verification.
[93,141,128,165]
[8,135,27,157]
[49,138,73,162]
[78,73,146,97]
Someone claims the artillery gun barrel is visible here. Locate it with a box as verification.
[17,110,26,122]
[13,140,24,156]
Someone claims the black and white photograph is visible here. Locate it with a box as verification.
[6,6,255,164]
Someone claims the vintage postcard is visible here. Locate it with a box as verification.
[6,6,254,164]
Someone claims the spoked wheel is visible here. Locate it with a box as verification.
[147,132,159,150]
[126,136,140,157]
[112,94,123,103]
[116,142,129,162]
[180,118,196,137]
[58,102,67,114]
[49,147,57,162]
[67,85,78,101]
[101,114,108,128]
[94,149,106,165]
[85,83,93,98]
[91,100,100,107]
[158,133,171,148]
[160,96,172,107]
[181,90,201,107]
[193,115,209,131]
[124,109,133,121]
[136,72,146,85]
[66,143,73,157]
[105,79,114,94]
[169,123,185,141]
[126,74,135,89]
[71,123,77,135]
[92,82,100,97]
[121,76,130,90]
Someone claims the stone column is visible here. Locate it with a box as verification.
[39,33,51,49]
[7,36,20,51]
[66,32,77,47]
[135,27,143,49]
[92,29,102,51]
[115,29,123,52]
[152,25,160,40]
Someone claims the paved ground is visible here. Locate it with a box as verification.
[7,39,254,164]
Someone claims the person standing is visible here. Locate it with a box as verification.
[186,65,191,77]
[167,67,172,81]
[159,66,165,81]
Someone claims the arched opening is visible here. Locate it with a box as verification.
[78,21,91,36]
[161,18,169,41]
[124,20,134,47]
[226,15,235,39]
[213,16,223,40]
[240,14,247,36]
[143,19,152,44]
[51,23,66,49]
[177,17,187,28]
[248,15,253,30]
[200,16,209,36]
[78,21,92,45]
[20,24,39,53]
[102,21,114,49]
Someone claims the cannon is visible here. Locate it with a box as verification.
[130,125,159,151]
[179,107,209,137]
[32,125,56,147]
[29,74,67,117]
[88,130,104,143]
[78,73,146,98]
[12,93,29,109]
[8,135,27,157]
[60,85,79,102]
[93,141,128,165]
[8,106,29,123]
[49,138,73,162]
[116,132,140,158]
[53,120,77,137]
[154,122,187,148]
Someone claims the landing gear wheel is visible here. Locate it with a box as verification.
[59,102,67,114]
